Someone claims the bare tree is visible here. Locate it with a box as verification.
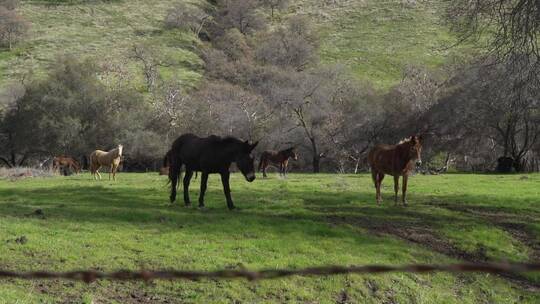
[164,2,211,37]
[425,57,540,172]
[446,0,540,82]
[212,0,267,36]
[0,0,19,10]
[0,6,29,50]
[258,0,289,19]
[256,15,318,71]
[194,81,271,141]
[130,44,174,91]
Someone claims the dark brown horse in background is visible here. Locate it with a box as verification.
[368,135,423,206]
[258,147,298,178]
[166,134,258,210]
[53,156,81,175]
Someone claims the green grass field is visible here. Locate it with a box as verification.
[0,172,538,303]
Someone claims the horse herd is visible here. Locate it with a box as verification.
[52,133,423,210]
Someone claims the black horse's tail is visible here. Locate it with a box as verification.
[163,150,171,167]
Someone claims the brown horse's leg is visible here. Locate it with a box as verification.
[393,175,399,206]
[283,160,289,177]
[377,173,385,204]
[402,174,408,206]
[112,164,117,181]
[183,170,194,207]
[198,172,209,208]
[371,169,378,203]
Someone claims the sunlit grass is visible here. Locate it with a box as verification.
[0,173,537,303]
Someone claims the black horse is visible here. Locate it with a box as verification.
[166,133,258,210]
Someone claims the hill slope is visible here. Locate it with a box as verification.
[1,0,203,89]
[295,0,468,88]
[1,0,465,90]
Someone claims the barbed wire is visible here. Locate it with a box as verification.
[0,262,538,283]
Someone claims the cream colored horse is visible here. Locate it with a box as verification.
[89,145,123,181]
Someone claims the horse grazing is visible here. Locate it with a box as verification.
[52,156,81,175]
[368,135,423,206]
[167,133,258,210]
[258,147,298,178]
[89,145,123,181]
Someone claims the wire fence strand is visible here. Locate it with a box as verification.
[0,262,538,283]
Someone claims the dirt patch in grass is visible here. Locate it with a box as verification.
[324,209,539,290]
[432,203,540,262]
[327,214,487,262]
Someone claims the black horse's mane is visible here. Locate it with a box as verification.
[207,135,245,146]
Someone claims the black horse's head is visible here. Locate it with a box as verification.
[236,140,258,182]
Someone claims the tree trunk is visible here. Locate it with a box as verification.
[513,157,525,172]
[312,155,320,173]
[309,137,320,173]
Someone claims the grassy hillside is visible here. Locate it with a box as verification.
[294,0,471,88]
[0,0,203,89]
[0,173,538,303]
[1,0,471,91]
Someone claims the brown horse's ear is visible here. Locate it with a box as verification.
[417,135,423,143]
[410,135,416,143]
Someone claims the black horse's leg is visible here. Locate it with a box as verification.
[220,171,235,210]
[183,170,194,207]
[169,161,181,204]
[198,172,209,208]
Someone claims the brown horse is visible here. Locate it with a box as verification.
[89,145,123,181]
[53,156,81,174]
[368,136,423,206]
[258,147,298,178]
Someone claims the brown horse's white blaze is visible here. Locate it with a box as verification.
[89,145,123,181]
[367,136,423,206]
